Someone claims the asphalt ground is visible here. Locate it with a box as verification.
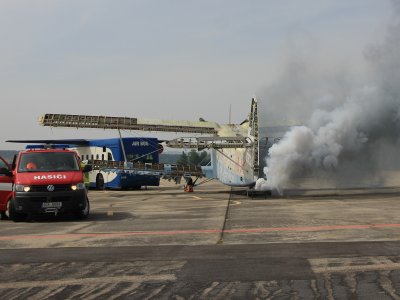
[1,179,400,299]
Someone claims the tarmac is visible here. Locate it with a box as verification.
[1,179,400,299]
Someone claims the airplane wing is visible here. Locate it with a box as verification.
[38,114,219,134]
[6,139,90,145]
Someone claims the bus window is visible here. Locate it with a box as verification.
[91,154,94,160]
[96,154,99,160]
[108,152,112,161]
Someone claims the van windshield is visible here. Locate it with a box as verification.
[18,152,79,172]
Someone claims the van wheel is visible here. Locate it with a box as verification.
[7,199,26,222]
[76,197,90,220]
[96,173,105,190]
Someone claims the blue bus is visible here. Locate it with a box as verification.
[70,137,161,189]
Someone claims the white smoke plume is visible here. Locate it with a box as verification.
[257,0,400,192]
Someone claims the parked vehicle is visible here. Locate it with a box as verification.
[70,137,161,189]
[0,148,91,222]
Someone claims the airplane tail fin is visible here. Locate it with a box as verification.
[248,98,260,180]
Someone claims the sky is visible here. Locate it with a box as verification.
[0,0,394,150]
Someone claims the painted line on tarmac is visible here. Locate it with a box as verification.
[0,274,176,289]
[1,223,400,241]
[231,200,242,206]
[309,256,400,273]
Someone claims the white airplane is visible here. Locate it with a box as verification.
[38,99,264,188]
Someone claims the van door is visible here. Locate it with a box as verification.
[0,156,13,212]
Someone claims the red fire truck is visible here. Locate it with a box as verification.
[0,148,90,222]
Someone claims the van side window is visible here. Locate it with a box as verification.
[0,158,8,170]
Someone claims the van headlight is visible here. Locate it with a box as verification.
[15,185,31,192]
[71,183,86,191]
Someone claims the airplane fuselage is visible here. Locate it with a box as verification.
[209,123,258,187]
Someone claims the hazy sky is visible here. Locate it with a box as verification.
[0,0,394,150]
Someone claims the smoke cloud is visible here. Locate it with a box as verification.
[257,0,400,192]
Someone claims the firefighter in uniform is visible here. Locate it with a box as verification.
[26,162,37,170]
[184,177,194,192]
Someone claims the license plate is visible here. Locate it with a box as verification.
[42,202,62,208]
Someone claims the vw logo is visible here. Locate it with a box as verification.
[47,185,55,192]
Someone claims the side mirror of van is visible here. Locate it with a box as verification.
[83,165,92,173]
